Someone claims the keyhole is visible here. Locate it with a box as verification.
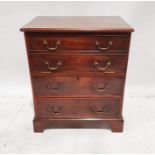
[77,77,80,80]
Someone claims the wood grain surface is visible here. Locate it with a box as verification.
[20,16,134,32]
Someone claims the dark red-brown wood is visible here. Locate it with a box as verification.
[33,118,124,132]
[21,16,134,132]
[33,76,123,97]
[37,98,120,119]
[28,35,130,51]
[20,16,134,32]
[29,53,127,76]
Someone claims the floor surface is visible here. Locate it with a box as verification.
[0,97,155,154]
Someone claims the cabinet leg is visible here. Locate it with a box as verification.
[33,119,44,132]
[107,119,124,132]
[32,119,123,132]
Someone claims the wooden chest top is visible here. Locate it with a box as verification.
[20,16,134,32]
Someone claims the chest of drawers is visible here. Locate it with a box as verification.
[20,16,134,132]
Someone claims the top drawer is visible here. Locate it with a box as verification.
[27,35,130,52]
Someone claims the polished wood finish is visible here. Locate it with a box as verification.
[33,76,123,97]
[28,35,130,51]
[37,98,120,119]
[29,53,127,75]
[21,16,133,132]
[20,16,134,32]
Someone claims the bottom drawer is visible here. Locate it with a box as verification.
[37,98,120,119]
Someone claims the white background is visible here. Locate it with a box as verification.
[0,1,155,98]
[0,1,155,154]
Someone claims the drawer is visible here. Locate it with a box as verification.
[29,53,127,75]
[28,35,130,51]
[37,98,120,119]
[33,76,123,97]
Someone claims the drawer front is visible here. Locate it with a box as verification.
[37,98,120,119]
[33,76,123,97]
[29,54,127,75]
[37,99,75,118]
[28,35,130,51]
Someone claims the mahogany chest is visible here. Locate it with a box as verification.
[20,16,134,132]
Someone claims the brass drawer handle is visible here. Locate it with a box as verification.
[96,41,113,51]
[95,106,109,113]
[43,40,61,51]
[44,60,62,72]
[47,107,61,114]
[47,84,60,92]
[94,61,111,72]
[94,83,109,92]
